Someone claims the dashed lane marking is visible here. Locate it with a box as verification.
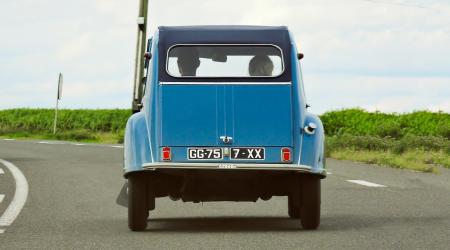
[0,168,4,174]
[37,141,62,145]
[73,143,86,146]
[111,145,124,148]
[347,180,386,187]
[2,139,15,141]
[0,195,4,203]
[0,159,29,228]
[0,229,4,234]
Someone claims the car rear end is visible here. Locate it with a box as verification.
[125,26,325,231]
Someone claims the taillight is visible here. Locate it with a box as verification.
[281,148,291,162]
[162,147,171,161]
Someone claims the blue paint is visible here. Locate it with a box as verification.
[124,26,325,177]
[229,85,293,146]
[300,113,326,173]
[160,85,220,146]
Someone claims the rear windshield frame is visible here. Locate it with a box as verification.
[165,44,286,79]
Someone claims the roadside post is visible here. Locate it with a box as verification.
[53,73,63,134]
[132,0,148,113]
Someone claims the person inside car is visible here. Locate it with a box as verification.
[249,55,274,76]
[177,48,201,76]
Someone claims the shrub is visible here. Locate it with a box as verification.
[438,124,450,139]
[375,121,402,138]
[320,109,449,137]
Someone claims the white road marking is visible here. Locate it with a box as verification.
[0,229,4,234]
[327,171,333,175]
[73,143,85,146]
[38,141,65,145]
[111,145,124,148]
[0,168,4,174]
[0,195,4,203]
[0,159,29,227]
[347,180,386,188]
[3,139,15,141]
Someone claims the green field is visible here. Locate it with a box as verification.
[0,109,130,143]
[321,108,450,138]
[1,108,449,172]
[321,109,449,172]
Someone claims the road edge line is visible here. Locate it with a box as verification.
[0,159,29,227]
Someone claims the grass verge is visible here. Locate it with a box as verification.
[330,149,449,173]
[0,130,123,144]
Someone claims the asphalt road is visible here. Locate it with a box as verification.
[0,139,449,249]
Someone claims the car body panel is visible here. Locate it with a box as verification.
[124,26,326,178]
[159,84,293,147]
[229,85,293,146]
[160,85,220,146]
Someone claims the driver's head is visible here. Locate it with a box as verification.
[249,55,274,76]
[177,48,200,76]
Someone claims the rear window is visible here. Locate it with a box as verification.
[166,45,284,78]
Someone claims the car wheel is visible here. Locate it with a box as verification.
[128,175,148,231]
[300,176,321,230]
[288,194,301,218]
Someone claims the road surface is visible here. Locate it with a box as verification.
[1,139,449,249]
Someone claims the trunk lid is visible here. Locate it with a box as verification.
[160,84,293,147]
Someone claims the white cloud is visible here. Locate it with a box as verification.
[0,80,131,109]
[57,33,92,61]
[304,74,450,113]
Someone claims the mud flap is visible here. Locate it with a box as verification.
[116,182,128,207]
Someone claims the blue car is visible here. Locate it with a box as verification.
[124,26,327,231]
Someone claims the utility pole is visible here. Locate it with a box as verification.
[132,0,148,113]
[53,73,63,134]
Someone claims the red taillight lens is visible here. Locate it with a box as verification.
[162,147,171,161]
[281,148,291,162]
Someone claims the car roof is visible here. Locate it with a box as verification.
[159,25,288,32]
[158,25,291,46]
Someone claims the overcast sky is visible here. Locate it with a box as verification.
[1,0,449,114]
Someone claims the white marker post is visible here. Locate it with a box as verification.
[53,73,63,134]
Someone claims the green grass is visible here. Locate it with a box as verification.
[0,130,121,144]
[330,149,449,173]
[320,109,449,172]
[0,109,130,143]
[326,134,450,153]
[0,109,130,132]
[326,134,449,172]
[321,108,450,139]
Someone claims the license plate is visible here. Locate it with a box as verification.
[188,148,223,160]
[230,147,265,160]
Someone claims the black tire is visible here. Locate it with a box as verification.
[288,194,301,218]
[128,175,148,231]
[300,177,321,230]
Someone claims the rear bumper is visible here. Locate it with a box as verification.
[138,162,327,178]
